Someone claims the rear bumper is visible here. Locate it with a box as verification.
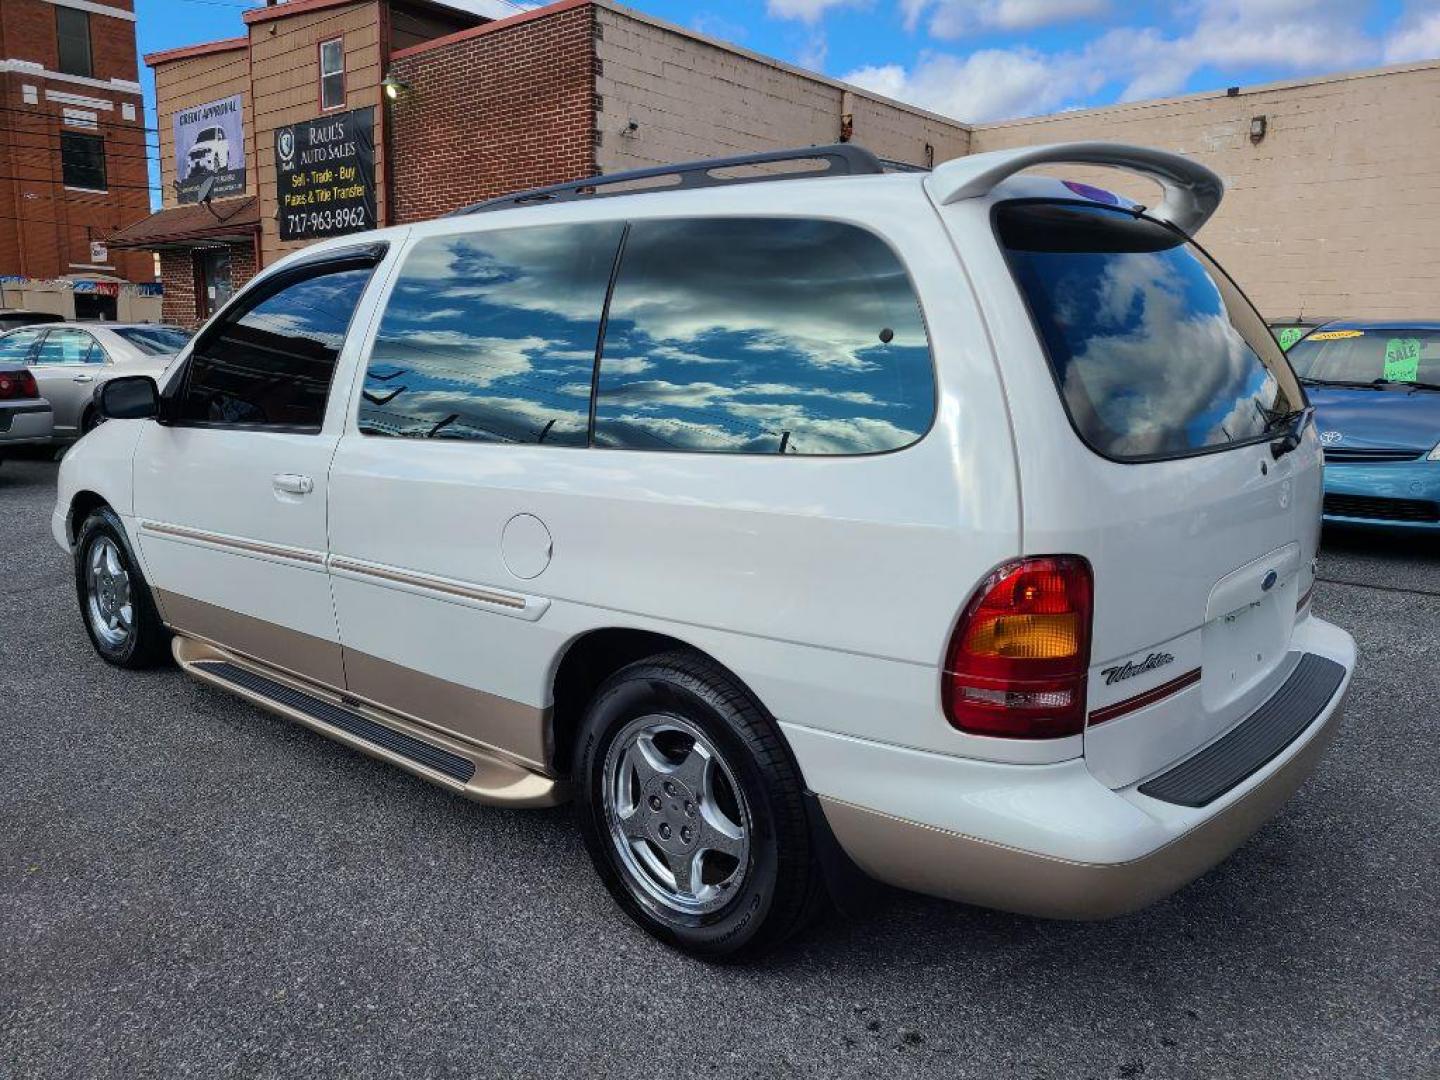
[0,401,54,447]
[788,616,1355,919]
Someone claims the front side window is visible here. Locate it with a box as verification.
[319,38,345,111]
[998,201,1302,461]
[35,329,97,365]
[359,223,624,445]
[61,133,106,191]
[1287,328,1440,388]
[593,218,934,455]
[175,261,375,430]
[56,7,92,77]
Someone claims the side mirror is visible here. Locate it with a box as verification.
[96,375,160,421]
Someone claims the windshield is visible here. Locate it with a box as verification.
[1287,328,1440,387]
[997,201,1303,461]
[112,327,191,355]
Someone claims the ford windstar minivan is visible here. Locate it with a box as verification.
[54,143,1355,959]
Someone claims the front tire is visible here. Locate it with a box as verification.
[575,652,824,960]
[74,506,170,668]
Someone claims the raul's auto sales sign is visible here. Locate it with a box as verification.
[275,107,376,241]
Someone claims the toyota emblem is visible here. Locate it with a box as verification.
[1319,430,1343,445]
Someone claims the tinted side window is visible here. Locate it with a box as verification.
[176,262,375,430]
[0,329,44,362]
[35,329,96,365]
[359,222,624,445]
[593,218,933,455]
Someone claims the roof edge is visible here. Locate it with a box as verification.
[975,57,1440,131]
[391,0,589,61]
[244,0,372,27]
[144,36,248,67]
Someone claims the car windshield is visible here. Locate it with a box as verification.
[1287,328,1440,387]
[997,201,1303,460]
[112,327,192,355]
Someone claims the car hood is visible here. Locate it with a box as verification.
[1309,384,1440,453]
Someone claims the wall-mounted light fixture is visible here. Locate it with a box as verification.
[1250,114,1267,143]
[381,72,411,101]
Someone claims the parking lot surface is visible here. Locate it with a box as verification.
[2,456,1436,1079]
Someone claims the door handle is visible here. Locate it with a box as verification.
[272,473,314,495]
[72,374,95,383]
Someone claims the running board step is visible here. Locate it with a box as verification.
[173,636,566,808]
[196,660,476,782]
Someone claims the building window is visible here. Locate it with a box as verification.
[319,38,345,111]
[56,7,93,78]
[61,133,107,191]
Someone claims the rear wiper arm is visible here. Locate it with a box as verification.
[1268,406,1314,460]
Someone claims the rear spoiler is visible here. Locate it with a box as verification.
[925,142,1224,236]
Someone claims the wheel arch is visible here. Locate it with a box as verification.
[67,489,111,545]
[548,627,783,779]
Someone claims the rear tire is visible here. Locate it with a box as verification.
[74,506,170,668]
[575,652,825,961]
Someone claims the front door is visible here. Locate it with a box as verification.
[29,327,103,438]
[133,248,384,686]
[195,248,233,321]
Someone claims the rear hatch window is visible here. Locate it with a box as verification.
[996,201,1303,461]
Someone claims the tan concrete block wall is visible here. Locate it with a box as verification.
[970,63,1440,320]
[595,5,968,173]
[153,49,252,210]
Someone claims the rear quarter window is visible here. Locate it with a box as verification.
[997,201,1302,461]
[593,217,934,456]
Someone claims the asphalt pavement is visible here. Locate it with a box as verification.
[1,456,1436,1079]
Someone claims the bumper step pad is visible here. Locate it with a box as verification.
[193,660,477,783]
[1138,653,1346,808]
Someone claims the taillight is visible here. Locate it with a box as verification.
[0,369,38,400]
[943,556,1093,739]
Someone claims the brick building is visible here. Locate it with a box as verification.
[121,0,1440,326]
[0,0,157,320]
[117,0,970,327]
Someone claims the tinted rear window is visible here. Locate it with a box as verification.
[997,201,1302,461]
[113,327,191,355]
[1288,328,1440,386]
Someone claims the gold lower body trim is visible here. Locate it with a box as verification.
[173,636,567,808]
[821,687,1346,920]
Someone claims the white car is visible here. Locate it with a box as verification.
[0,322,190,441]
[186,127,230,176]
[54,142,1355,959]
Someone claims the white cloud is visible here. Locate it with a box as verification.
[1384,10,1440,63]
[766,0,867,24]
[848,0,1385,122]
[846,46,1106,122]
[906,0,1109,38]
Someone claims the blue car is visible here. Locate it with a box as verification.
[1286,320,1440,529]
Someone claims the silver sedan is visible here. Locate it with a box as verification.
[0,323,190,441]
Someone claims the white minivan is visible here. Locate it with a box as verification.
[55,143,1355,959]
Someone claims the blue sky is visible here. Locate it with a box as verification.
[135,0,1440,203]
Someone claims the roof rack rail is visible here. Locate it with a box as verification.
[451,144,886,216]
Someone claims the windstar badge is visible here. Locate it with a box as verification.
[1101,652,1175,686]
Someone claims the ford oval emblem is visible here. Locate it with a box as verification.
[1262,570,1279,592]
[1320,430,1343,445]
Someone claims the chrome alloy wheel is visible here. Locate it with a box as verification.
[85,536,134,648]
[603,715,751,916]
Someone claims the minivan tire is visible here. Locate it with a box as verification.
[74,506,171,669]
[575,652,825,961]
